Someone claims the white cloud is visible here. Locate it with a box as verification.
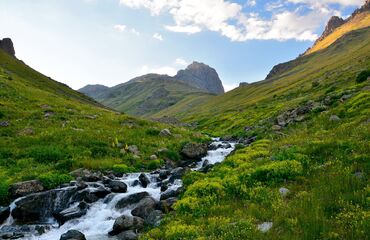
[153,33,164,41]
[140,65,177,76]
[114,24,127,32]
[130,28,140,36]
[175,58,188,66]
[119,0,360,41]
[246,0,257,7]
[287,0,363,7]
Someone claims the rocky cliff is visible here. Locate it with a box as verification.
[175,62,224,95]
[0,38,15,56]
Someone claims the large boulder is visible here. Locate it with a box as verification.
[131,197,157,220]
[108,215,144,236]
[115,192,150,209]
[0,207,10,224]
[169,167,186,182]
[181,143,208,160]
[158,197,177,212]
[9,180,44,199]
[11,188,78,223]
[145,210,163,227]
[60,230,86,240]
[0,38,15,56]
[108,180,128,193]
[160,187,183,201]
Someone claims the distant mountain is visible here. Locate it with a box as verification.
[266,1,369,80]
[305,0,369,55]
[79,84,109,99]
[175,62,224,95]
[79,62,222,117]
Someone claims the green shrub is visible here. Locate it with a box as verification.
[91,146,110,158]
[145,128,160,136]
[250,160,303,183]
[356,70,370,83]
[0,178,9,204]
[185,179,225,199]
[146,159,163,170]
[38,172,73,189]
[112,164,131,173]
[28,146,70,163]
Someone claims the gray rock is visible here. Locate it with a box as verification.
[108,215,144,236]
[116,230,138,240]
[150,154,158,160]
[279,187,290,197]
[145,210,163,226]
[11,188,78,223]
[60,230,86,240]
[109,180,128,193]
[139,173,150,188]
[181,143,208,160]
[131,197,157,219]
[0,206,10,224]
[257,222,273,233]
[159,129,172,137]
[169,167,186,182]
[9,180,44,199]
[329,115,341,122]
[115,192,150,209]
[0,121,9,127]
[160,187,183,201]
[128,145,140,155]
[54,202,88,224]
[158,197,177,212]
[159,170,169,180]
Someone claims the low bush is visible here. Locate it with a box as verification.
[38,172,73,189]
[27,146,70,164]
[356,70,370,83]
[250,160,303,183]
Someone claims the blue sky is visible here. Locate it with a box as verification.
[0,0,363,91]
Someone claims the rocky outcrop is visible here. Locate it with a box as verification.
[0,38,15,56]
[9,180,44,199]
[317,16,345,42]
[0,207,10,224]
[175,62,224,95]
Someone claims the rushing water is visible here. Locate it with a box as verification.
[1,139,235,240]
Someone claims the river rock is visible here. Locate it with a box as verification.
[108,215,144,236]
[145,210,163,226]
[115,192,150,209]
[131,197,157,220]
[181,143,208,160]
[169,167,186,182]
[0,206,10,224]
[116,230,138,240]
[9,180,44,199]
[54,202,89,224]
[159,170,169,180]
[160,187,183,201]
[150,154,158,160]
[158,197,177,212]
[70,169,102,182]
[11,188,78,223]
[139,173,150,188]
[60,230,86,240]
[109,180,128,193]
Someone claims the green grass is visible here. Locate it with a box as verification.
[0,50,207,204]
[141,28,370,239]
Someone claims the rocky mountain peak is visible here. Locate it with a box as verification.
[0,38,15,57]
[318,16,345,42]
[175,61,224,95]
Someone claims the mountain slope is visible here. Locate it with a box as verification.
[143,27,370,240]
[79,84,109,99]
[91,74,213,117]
[0,44,205,204]
[305,0,369,55]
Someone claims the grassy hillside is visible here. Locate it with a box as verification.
[142,28,370,239]
[86,74,213,117]
[162,27,370,137]
[306,10,369,55]
[0,50,206,204]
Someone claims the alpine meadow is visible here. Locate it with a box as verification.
[0,1,369,240]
